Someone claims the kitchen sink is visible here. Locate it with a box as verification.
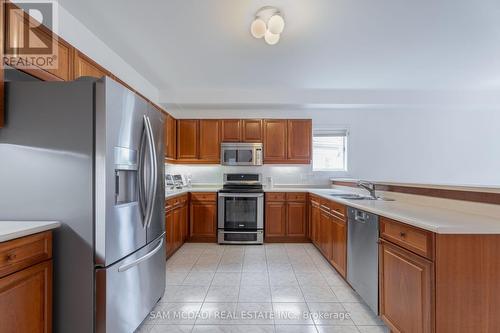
[330,193,395,201]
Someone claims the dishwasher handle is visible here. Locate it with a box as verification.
[354,210,368,223]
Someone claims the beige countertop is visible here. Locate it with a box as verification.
[0,221,61,243]
[164,185,500,234]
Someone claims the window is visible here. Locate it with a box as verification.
[312,129,348,171]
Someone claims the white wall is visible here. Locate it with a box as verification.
[167,107,500,187]
[56,5,160,102]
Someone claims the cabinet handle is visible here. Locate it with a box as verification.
[7,253,17,261]
[400,232,406,237]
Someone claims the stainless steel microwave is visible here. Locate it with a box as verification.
[220,143,263,166]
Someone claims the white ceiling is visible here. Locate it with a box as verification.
[57,0,500,109]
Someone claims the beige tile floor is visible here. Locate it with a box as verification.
[136,243,388,333]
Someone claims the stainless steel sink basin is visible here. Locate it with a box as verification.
[331,193,395,201]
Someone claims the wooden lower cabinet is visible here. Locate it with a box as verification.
[319,208,333,259]
[0,232,53,333]
[265,201,287,238]
[380,240,434,333]
[330,215,347,277]
[309,196,321,246]
[189,193,217,242]
[165,194,189,258]
[265,193,307,242]
[286,202,307,238]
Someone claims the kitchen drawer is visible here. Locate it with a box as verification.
[309,194,321,204]
[380,217,434,260]
[191,192,217,202]
[0,231,52,279]
[328,200,346,219]
[286,192,307,202]
[266,192,286,202]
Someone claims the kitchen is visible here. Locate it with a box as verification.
[0,1,499,333]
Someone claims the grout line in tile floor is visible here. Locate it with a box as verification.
[140,243,388,333]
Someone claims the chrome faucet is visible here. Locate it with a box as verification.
[357,181,377,199]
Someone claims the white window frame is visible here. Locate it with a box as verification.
[312,129,349,172]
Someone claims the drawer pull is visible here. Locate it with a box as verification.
[7,253,17,261]
[400,232,406,238]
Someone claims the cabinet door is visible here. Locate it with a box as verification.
[73,50,109,79]
[330,215,347,278]
[181,204,188,242]
[165,210,174,257]
[265,201,287,238]
[380,241,433,333]
[286,202,306,238]
[319,210,333,259]
[164,114,177,159]
[5,4,72,81]
[177,120,199,160]
[287,120,312,163]
[221,119,241,142]
[173,208,182,251]
[190,201,217,241]
[311,203,321,247]
[0,260,52,333]
[263,120,287,162]
[242,119,263,142]
[199,120,221,162]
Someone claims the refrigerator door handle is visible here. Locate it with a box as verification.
[138,127,147,226]
[146,115,158,229]
[117,237,163,272]
[143,115,157,229]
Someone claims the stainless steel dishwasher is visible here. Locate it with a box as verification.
[347,207,379,314]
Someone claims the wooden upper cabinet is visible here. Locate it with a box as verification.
[73,50,108,79]
[242,119,263,142]
[177,120,199,160]
[287,119,312,163]
[164,114,177,160]
[221,119,241,142]
[199,120,221,162]
[380,240,433,333]
[263,119,287,162]
[5,3,72,81]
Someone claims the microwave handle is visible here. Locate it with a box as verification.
[255,148,263,165]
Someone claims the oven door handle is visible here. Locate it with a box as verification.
[218,193,264,198]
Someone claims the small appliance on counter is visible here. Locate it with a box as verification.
[165,174,175,190]
[218,173,264,244]
[173,174,187,188]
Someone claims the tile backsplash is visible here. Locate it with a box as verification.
[165,164,346,186]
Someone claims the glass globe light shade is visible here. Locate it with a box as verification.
[264,30,280,45]
[250,18,267,38]
[268,14,285,34]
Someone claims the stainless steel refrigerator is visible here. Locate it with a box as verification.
[0,75,166,333]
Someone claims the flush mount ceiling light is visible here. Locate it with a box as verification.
[250,6,285,45]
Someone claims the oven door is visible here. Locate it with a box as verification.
[218,193,264,230]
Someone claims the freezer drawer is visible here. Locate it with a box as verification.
[95,234,166,333]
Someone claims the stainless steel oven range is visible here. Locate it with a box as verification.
[218,173,264,244]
